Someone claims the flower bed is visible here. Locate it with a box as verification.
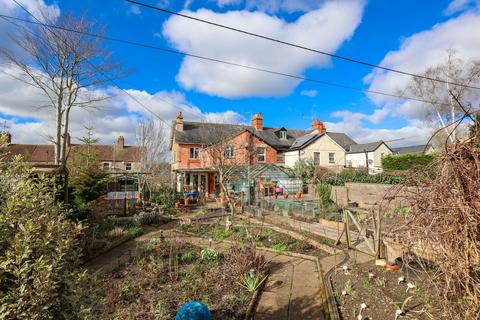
[95,238,268,319]
[178,218,328,258]
[331,262,446,319]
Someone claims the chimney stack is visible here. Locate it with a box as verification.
[311,119,326,134]
[251,113,263,131]
[175,111,184,131]
[117,135,125,149]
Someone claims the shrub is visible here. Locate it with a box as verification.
[324,170,404,186]
[0,158,98,319]
[200,248,218,261]
[107,227,126,240]
[381,153,437,171]
[214,229,234,240]
[224,245,268,276]
[134,211,167,225]
[179,250,196,264]
[316,183,332,208]
[271,242,289,253]
[237,272,268,293]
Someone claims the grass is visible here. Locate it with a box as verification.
[270,242,289,253]
[111,226,143,247]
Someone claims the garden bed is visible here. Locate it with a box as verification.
[96,238,268,319]
[331,262,446,320]
[178,218,328,258]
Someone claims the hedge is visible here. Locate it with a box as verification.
[381,153,437,171]
[323,170,404,186]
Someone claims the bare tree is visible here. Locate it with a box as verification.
[404,50,480,144]
[201,130,256,215]
[136,118,169,201]
[1,10,125,169]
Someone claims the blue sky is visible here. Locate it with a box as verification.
[0,0,479,145]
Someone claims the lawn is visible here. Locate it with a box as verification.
[95,237,268,319]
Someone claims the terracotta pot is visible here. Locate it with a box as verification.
[284,193,289,199]
[184,198,190,206]
[175,201,181,209]
[385,264,400,271]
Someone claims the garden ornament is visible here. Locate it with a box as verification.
[175,301,212,320]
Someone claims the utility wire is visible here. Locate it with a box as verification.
[0,14,455,107]
[126,0,480,91]
[3,1,206,130]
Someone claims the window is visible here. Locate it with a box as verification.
[125,163,132,171]
[328,153,335,164]
[257,147,266,163]
[225,145,235,158]
[313,152,320,165]
[368,159,373,166]
[279,130,287,140]
[103,162,110,171]
[189,147,199,159]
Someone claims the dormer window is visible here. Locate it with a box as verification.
[277,127,287,140]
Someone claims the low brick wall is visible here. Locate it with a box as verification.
[330,182,417,210]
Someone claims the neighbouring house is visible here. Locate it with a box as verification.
[345,141,393,173]
[392,144,435,155]
[170,112,392,195]
[2,133,144,193]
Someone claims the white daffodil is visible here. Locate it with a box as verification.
[398,276,405,284]
[356,315,362,320]
[341,290,347,296]
[406,282,416,292]
[360,303,367,310]
[342,265,348,271]
[368,273,374,279]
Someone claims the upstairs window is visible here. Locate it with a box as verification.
[279,130,287,140]
[257,147,266,163]
[225,145,235,158]
[313,152,320,165]
[103,162,110,171]
[125,163,132,171]
[189,147,200,160]
[328,152,335,164]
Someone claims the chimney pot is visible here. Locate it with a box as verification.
[117,135,125,149]
[311,119,326,134]
[176,111,184,131]
[251,112,263,131]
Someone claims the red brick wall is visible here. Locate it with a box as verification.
[175,131,277,170]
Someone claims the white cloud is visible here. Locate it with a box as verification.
[0,64,242,144]
[327,111,433,147]
[443,0,480,15]
[245,0,323,14]
[0,0,60,21]
[365,12,480,123]
[300,89,317,97]
[162,0,365,98]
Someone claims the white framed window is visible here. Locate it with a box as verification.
[257,147,266,163]
[189,147,200,159]
[328,152,335,164]
[225,145,235,158]
[313,152,320,165]
[125,163,132,171]
[279,130,287,140]
[103,162,110,171]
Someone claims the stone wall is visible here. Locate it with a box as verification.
[330,182,415,210]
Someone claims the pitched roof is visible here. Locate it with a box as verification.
[4,143,142,163]
[392,144,430,155]
[347,141,385,154]
[326,132,357,150]
[173,121,307,150]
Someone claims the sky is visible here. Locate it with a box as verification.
[0,0,479,147]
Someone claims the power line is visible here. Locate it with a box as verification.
[126,0,480,91]
[2,2,205,130]
[0,14,454,107]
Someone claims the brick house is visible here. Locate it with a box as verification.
[170,112,393,195]
[2,133,143,176]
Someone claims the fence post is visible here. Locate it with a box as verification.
[344,209,351,248]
